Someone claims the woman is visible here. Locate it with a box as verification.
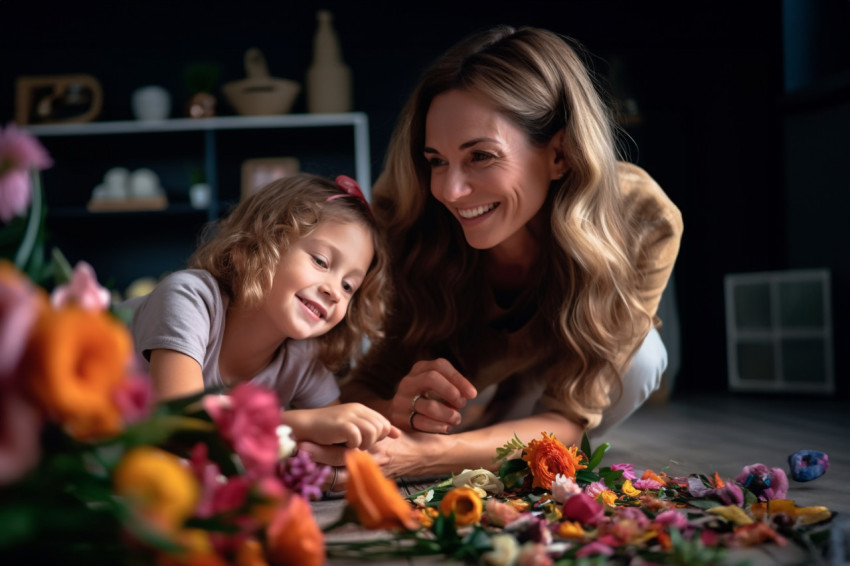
[316,25,682,481]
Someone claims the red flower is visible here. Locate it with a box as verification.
[562,492,605,526]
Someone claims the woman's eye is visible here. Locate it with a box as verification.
[471,151,495,162]
[312,255,328,269]
[426,156,447,168]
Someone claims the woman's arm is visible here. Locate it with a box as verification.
[148,348,205,401]
[368,411,584,478]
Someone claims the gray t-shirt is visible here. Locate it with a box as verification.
[124,269,339,409]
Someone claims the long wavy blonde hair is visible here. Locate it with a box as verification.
[370,26,653,414]
[189,173,391,373]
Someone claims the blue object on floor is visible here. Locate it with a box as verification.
[788,449,829,482]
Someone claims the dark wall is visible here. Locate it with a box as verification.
[2,0,845,396]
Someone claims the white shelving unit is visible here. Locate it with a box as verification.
[724,269,834,394]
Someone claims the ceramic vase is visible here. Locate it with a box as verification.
[306,10,352,113]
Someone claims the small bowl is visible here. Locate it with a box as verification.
[222,77,301,116]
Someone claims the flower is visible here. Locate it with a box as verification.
[453,467,504,495]
[485,498,522,527]
[265,490,325,566]
[0,386,42,484]
[440,486,484,526]
[204,383,282,478]
[279,449,331,501]
[22,305,132,440]
[344,449,418,530]
[113,446,201,533]
[0,123,52,222]
[0,261,44,381]
[736,463,789,501]
[522,432,586,490]
[480,533,520,566]
[561,492,604,526]
[610,462,636,481]
[551,473,581,503]
[50,261,111,311]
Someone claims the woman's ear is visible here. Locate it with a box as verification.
[548,129,568,180]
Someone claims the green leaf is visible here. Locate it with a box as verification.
[586,442,610,471]
[492,432,526,463]
[498,458,530,490]
[121,415,215,447]
[581,432,592,460]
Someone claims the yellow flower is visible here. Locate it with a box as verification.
[345,449,419,530]
[114,446,200,533]
[557,520,586,539]
[621,479,641,497]
[23,306,131,440]
[751,499,832,526]
[439,487,483,527]
[599,489,618,507]
[523,432,586,490]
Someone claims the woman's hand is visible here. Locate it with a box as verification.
[391,358,477,434]
[286,402,400,450]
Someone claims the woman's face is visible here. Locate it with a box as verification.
[424,89,564,251]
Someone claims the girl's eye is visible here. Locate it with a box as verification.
[342,281,354,294]
[312,255,328,269]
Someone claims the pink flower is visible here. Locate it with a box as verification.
[0,386,43,485]
[203,383,282,478]
[516,542,553,566]
[112,372,155,424]
[0,123,52,222]
[611,462,637,481]
[551,473,581,504]
[575,541,615,558]
[653,509,690,532]
[50,261,111,312]
[633,478,663,490]
[0,263,42,382]
[584,479,607,499]
[736,463,788,501]
[484,498,523,527]
[562,492,605,526]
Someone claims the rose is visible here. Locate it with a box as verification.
[484,498,522,527]
[736,463,788,501]
[22,306,131,440]
[439,487,484,527]
[50,261,111,312]
[562,492,605,526]
[453,468,504,495]
[0,261,45,382]
[522,432,586,490]
[551,473,581,503]
[344,449,418,530]
[204,383,282,478]
[113,446,200,533]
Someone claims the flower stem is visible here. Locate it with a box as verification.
[14,170,42,270]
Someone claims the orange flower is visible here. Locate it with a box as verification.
[234,538,268,566]
[114,447,200,533]
[265,491,324,566]
[439,487,483,527]
[640,469,667,486]
[344,449,418,530]
[23,306,131,439]
[522,432,586,490]
[557,520,587,539]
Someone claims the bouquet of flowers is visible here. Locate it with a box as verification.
[0,123,331,566]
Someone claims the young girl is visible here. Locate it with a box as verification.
[126,173,397,453]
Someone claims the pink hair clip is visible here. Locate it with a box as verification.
[327,174,372,214]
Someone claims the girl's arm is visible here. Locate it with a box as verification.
[148,348,205,401]
[284,401,400,451]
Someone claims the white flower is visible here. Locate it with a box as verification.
[413,488,434,508]
[453,468,504,495]
[276,424,297,460]
[551,473,581,504]
[480,534,519,566]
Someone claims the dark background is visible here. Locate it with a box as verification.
[2,0,848,398]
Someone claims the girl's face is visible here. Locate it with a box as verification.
[264,219,374,341]
[424,89,564,251]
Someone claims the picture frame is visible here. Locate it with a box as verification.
[240,157,300,200]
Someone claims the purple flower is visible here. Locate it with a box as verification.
[736,463,788,501]
[610,462,637,481]
[0,263,41,383]
[278,450,331,501]
[0,123,52,222]
[687,475,744,506]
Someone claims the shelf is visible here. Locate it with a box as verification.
[23,112,372,198]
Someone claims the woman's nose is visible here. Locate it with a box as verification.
[436,166,472,203]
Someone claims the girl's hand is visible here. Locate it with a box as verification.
[286,402,400,450]
[391,358,477,434]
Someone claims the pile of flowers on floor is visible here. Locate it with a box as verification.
[332,433,834,565]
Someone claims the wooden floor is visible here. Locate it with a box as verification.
[314,392,850,565]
